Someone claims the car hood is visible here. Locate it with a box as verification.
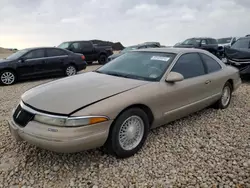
[218,43,231,47]
[109,53,123,59]
[21,72,149,115]
[224,47,250,62]
[0,59,11,63]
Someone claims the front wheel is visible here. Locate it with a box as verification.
[0,70,16,85]
[65,65,77,76]
[104,108,150,158]
[98,54,107,65]
[214,82,232,109]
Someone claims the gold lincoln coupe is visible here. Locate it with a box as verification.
[9,48,241,158]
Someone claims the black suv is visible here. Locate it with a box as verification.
[174,37,219,57]
[58,40,113,65]
[108,42,161,61]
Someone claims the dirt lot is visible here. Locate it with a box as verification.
[0,58,250,187]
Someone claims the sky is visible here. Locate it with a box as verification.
[0,0,250,49]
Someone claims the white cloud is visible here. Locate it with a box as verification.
[0,0,250,49]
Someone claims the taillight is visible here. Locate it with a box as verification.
[81,55,85,60]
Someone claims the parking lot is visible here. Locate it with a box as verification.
[0,64,250,187]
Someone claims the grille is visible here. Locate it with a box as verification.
[13,105,34,127]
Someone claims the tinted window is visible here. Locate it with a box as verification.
[201,39,207,45]
[138,46,147,49]
[181,38,200,45]
[172,53,205,79]
[209,39,218,44]
[71,42,81,49]
[147,44,159,48]
[23,49,45,59]
[47,49,67,57]
[232,38,250,49]
[200,53,221,73]
[6,49,29,60]
[80,42,92,48]
[97,51,176,81]
[217,38,232,44]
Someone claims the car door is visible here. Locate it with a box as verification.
[44,48,69,74]
[80,42,95,61]
[160,52,214,124]
[200,39,209,50]
[198,52,225,96]
[17,49,46,78]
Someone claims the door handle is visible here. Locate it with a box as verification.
[205,80,211,84]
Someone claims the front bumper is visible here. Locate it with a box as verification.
[9,112,112,153]
[77,61,87,71]
[226,59,250,76]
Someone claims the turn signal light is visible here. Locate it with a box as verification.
[89,117,108,125]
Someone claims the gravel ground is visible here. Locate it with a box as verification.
[0,66,250,188]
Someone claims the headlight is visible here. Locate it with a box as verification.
[34,114,109,127]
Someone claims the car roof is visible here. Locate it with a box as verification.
[134,47,208,54]
[22,47,66,51]
[187,37,216,40]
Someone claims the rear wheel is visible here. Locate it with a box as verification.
[214,82,232,109]
[65,65,77,76]
[104,108,149,158]
[0,70,16,85]
[98,54,107,65]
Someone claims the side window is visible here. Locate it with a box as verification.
[172,53,205,79]
[147,44,158,48]
[23,49,45,59]
[200,53,221,73]
[80,42,93,49]
[209,39,217,44]
[138,46,147,49]
[201,39,207,45]
[47,49,67,57]
[71,42,81,50]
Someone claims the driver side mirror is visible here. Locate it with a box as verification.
[165,72,184,83]
[18,58,25,63]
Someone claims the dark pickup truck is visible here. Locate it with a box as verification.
[174,37,220,58]
[58,41,113,64]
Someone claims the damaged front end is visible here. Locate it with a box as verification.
[224,47,250,76]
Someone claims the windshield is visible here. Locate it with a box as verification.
[96,51,176,82]
[217,37,232,44]
[58,42,70,49]
[6,49,29,60]
[181,38,200,45]
[121,46,138,53]
[231,38,250,49]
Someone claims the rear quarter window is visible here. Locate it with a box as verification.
[200,53,221,73]
[47,49,67,57]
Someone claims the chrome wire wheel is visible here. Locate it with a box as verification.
[1,71,15,85]
[66,66,76,76]
[118,115,145,151]
[221,85,231,107]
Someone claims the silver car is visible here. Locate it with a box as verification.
[9,48,241,158]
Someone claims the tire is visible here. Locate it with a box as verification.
[104,108,150,158]
[87,62,93,65]
[65,65,77,76]
[98,54,107,65]
[0,70,16,85]
[214,82,233,109]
